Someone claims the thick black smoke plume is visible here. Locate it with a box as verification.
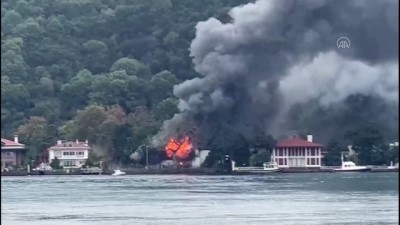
[153,0,399,147]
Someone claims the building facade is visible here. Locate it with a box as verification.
[48,140,90,168]
[272,135,324,168]
[1,135,26,170]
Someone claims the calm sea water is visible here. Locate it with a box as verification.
[1,173,398,225]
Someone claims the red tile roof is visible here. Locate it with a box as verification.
[276,138,323,148]
[1,138,25,147]
[48,141,90,151]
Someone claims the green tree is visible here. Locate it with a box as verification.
[82,40,109,73]
[323,140,343,166]
[17,116,53,162]
[345,125,386,165]
[150,70,178,104]
[65,104,108,144]
[154,98,179,121]
[2,10,23,32]
[14,18,43,41]
[85,152,103,167]
[89,70,151,112]
[50,156,60,169]
[61,69,94,113]
[110,57,151,77]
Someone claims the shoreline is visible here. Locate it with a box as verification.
[1,167,398,176]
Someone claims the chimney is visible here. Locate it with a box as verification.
[85,139,88,144]
[57,140,62,145]
[14,134,19,143]
[307,135,313,142]
[76,139,79,144]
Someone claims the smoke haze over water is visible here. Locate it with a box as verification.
[153,0,399,147]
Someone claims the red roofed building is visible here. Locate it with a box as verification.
[1,135,27,170]
[272,135,324,168]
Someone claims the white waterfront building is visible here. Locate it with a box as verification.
[272,135,324,168]
[48,140,90,168]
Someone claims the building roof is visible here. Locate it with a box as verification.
[276,138,323,148]
[48,141,90,151]
[1,138,25,149]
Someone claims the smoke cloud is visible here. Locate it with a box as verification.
[153,0,399,147]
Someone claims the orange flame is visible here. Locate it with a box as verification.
[165,136,192,159]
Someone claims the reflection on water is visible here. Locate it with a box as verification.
[1,173,398,225]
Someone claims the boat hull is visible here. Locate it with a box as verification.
[334,168,371,172]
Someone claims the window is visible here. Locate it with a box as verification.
[55,151,62,157]
[63,152,75,156]
[77,151,84,155]
[63,160,76,166]
[311,158,315,165]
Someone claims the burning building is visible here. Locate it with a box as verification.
[165,136,193,165]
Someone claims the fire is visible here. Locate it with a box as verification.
[165,136,192,159]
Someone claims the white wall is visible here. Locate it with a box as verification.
[273,147,322,168]
[49,149,89,163]
[49,150,55,161]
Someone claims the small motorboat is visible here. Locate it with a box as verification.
[112,170,126,176]
[262,160,280,172]
[334,154,371,172]
[388,161,399,170]
[34,163,52,175]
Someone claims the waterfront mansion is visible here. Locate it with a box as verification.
[1,135,26,171]
[48,140,90,168]
[272,135,324,168]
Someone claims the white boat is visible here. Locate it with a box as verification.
[388,161,399,170]
[334,154,371,172]
[262,161,280,172]
[34,163,53,175]
[111,170,126,176]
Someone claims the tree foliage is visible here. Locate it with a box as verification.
[323,140,343,166]
[50,157,61,169]
[345,125,392,165]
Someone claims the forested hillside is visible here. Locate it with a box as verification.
[1,0,252,163]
